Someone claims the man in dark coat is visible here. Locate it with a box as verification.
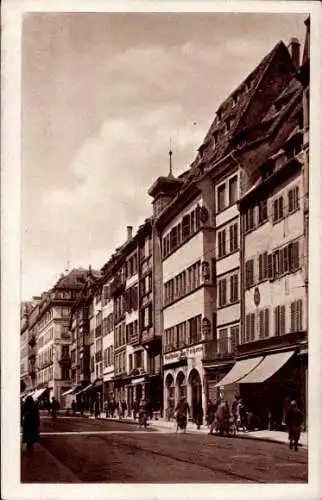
[194,402,204,430]
[285,400,303,451]
[21,396,40,452]
[175,397,190,433]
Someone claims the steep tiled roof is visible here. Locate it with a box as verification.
[53,268,94,290]
[191,41,293,170]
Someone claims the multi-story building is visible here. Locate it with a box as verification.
[214,26,309,429]
[64,268,100,409]
[233,27,309,430]
[23,269,89,406]
[149,38,298,417]
[150,160,217,420]
[20,301,34,395]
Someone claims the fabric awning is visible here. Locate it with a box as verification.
[215,356,263,387]
[238,350,294,384]
[131,377,145,385]
[61,385,80,397]
[74,383,93,396]
[32,387,48,401]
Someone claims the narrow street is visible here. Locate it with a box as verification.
[21,415,308,483]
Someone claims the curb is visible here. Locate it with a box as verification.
[77,413,307,449]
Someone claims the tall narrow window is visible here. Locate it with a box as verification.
[230,274,239,303]
[229,223,238,253]
[218,229,226,258]
[218,278,227,307]
[288,186,300,213]
[217,184,226,212]
[245,259,254,289]
[258,199,268,224]
[182,215,191,240]
[229,176,238,205]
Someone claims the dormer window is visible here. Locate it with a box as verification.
[261,160,275,180]
[225,118,233,133]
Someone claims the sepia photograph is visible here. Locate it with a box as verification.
[2,2,322,499]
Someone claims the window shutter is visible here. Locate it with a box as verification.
[250,259,254,285]
[223,278,227,305]
[293,241,300,269]
[290,302,295,333]
[273,251,279,278]
[279,196,284,218]
[279,248,284,275]
[280,305,285,335]
[288,190,293,213]
[230,275,234,302]
[297,300,303,331]
[283,246,289,273]
[273,199,278,221]
[265,309,269,337]
[295,186,299,210]
[275,306,280,336]
[229,225,233,253]
[259,254,263,281]
[267,254,273,280]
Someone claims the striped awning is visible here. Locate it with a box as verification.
[61,385,80,397]
[215,356,263,387]
[238,351,294,384]
[74,383,93,396]
[32,387,48,401]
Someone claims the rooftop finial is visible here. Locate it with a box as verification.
[169,137,173,177]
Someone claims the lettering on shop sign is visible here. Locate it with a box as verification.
[163,344,204,365]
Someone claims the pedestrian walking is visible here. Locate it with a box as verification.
[46,399,51,416]
[121,400,127,418]
[175,397,190,433]
[285,400,303,451]
[94,398,100,418]
[214,400,230,436]
[194,402,204,430]
[71,400,76,414]
[232,395,239,428]
[208,400,219,435]
[237,398,247,432]
[21,395,40,452]
[138,399,149,429]
[104,400,109,418]
[51,397,60,420]
[132,400,139,420]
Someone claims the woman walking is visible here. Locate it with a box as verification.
[286,400,303,451]
[21,396,40,452]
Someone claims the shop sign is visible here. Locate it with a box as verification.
[163,344,204,365]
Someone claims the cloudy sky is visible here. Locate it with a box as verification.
[21,12,307,301]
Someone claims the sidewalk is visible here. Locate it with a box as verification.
[83,412,308,448]
[21,442,82,483]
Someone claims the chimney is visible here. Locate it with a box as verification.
[288,37,300,70]
[126,225,133,240]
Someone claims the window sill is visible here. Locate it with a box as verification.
[217,300,240,310]
[163,284,203,310]
[162,228,202,262]
[216,201,237,215]
[216,249,239,263]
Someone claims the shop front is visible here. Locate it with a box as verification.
[163,343,206,422]
[238,348,308,430]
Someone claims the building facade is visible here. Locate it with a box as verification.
[21,23,309,428]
